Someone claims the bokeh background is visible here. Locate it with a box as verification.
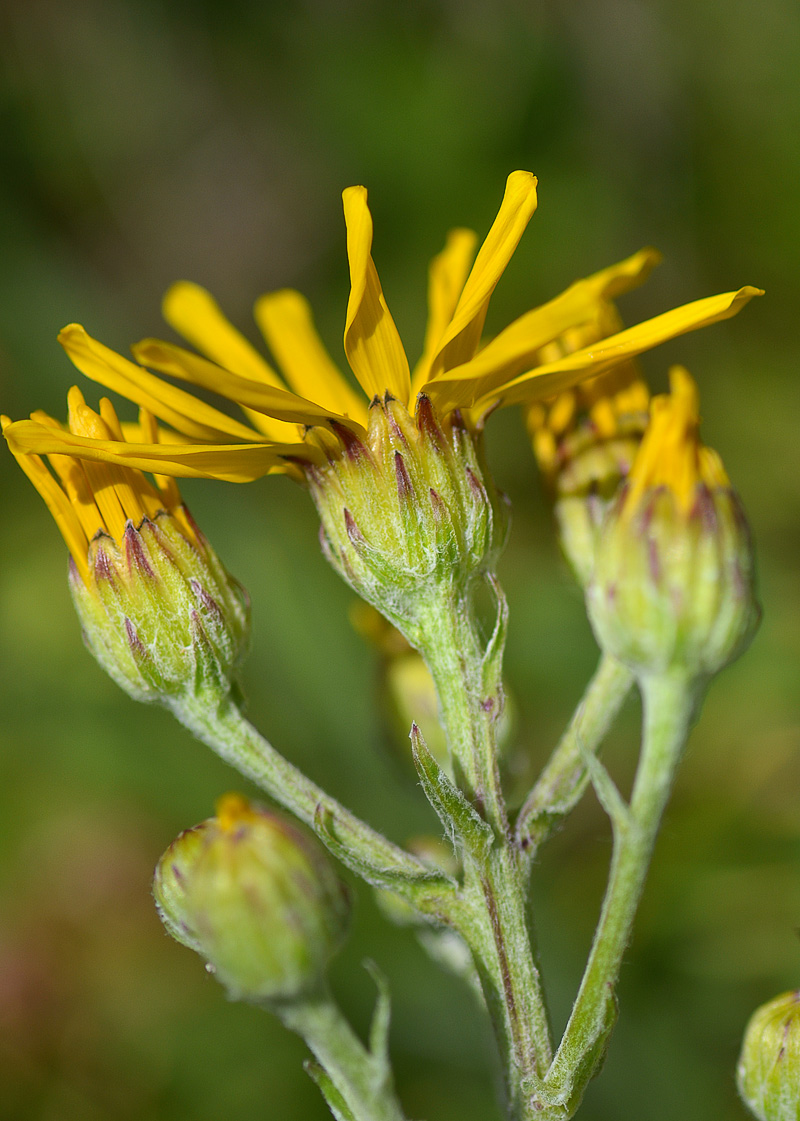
[1,1,798,1118]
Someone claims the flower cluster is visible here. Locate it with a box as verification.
[1,172,767,1121]
[3,171,760,651]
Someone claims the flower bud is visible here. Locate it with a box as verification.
[153,794,351,1002]
[71,509,249,705]
[2,391,249,707]
[738,990,800,1121]
[309,393,509,639]
[586,368,759,682]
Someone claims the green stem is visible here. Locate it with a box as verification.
[172,693,452,910]
[276,983,407,1121]
[515,654,634,856]
[416,584,554,1120]
[540,672,696,1116]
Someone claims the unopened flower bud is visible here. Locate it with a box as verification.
[310,393,508,640]
[586,367,759,682]
[154,794,351,1002]
[738,989,800,1120]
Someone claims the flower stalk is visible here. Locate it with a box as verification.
[412,581,555,1119]
[539,672,697,1114]
[173,692,457,916]
[275,980,408,1121]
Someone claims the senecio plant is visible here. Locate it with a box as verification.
[3,171,787,1120]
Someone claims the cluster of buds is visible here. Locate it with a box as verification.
[308,393,509,639]
[3,390,250,707]
[586,367,760,683]
[154,794,351,1003]
[738,989,800,1121]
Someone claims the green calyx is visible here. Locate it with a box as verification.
[69,510,250,705]
[586,481,760,682]
[153,795,352,1003]
[738,990,800,1121]
[308,393,509,642]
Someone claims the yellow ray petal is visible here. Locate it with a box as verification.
[254,289,368,423]
[133,338,366,438]
[426,246,663,407]
[2,415,91,576]
[455,286,763,413]
[163,280,284,387]
[428,171,538,378]
[162,281,301,442]
[26,410,106,544]
[410,228,478,399]
[342,186,411,402]
[133,407,184,515]
[59,324,263,443]
[67,386,148,540]
[120,420,192,445]
[4,419,322,484]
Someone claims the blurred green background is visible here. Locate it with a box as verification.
[0,1,798,1118]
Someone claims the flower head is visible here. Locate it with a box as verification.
[3,390,249,704]
[587,368,760,682]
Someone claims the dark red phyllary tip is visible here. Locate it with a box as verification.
[429,487,446,522]
[415,393,445,449]
[123,520,156,578]
[394,451,414,501]
[93,541,117,585]
[190,579,223,622]
[343,508,367,547]
[465,466,487,502]
[329,419,369,464]
[124,617,148,658]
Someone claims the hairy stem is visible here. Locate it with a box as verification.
[416,583,554,1120]
[541,672,696,1114]
[276,983,408,1121]
[172,693,453,911]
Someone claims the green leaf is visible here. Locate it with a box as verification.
[410,724,494,860]
[313,804,456,908]
[363,959,392,1063]
[304,1060,357,1121]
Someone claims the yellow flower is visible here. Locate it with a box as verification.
[523,277,657,585]
[3,390,250,703]
[586,367,760,681]
[4,172,761,484]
